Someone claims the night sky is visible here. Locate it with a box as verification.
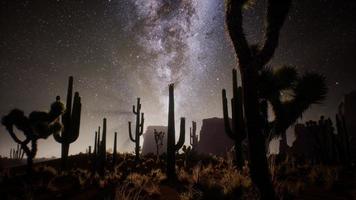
[1,0,355,157]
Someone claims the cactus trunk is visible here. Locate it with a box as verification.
[53,76,81,170]
[222,69,245,169]
[166,84,185,181]
[128,98,144,162]
[113,132,117,165]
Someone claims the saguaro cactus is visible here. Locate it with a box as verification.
[100,118,107,161]
[113,132,118,165]
[166,84,186,181]
[128,98,144,162]
[222,69,246,169]
[93,131,98,156]
[53,76,81,169]
[189,121,198,151]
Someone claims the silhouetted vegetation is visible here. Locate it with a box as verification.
[53,76,82,170]
[128,98,145,162]
[166,84,186,182]
[222,69,246,169]
[2,95,65,173]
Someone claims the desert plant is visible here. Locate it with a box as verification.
[53,76,82,170]
[225,0,292,198]
[2,97,64,172]
[166,84,186,181]
[93,131,98,156]
[259,66,327,141]
[153,129,165,161]
[113,132,118,165]
[10,144,24,160]
[189,121,198,151]
[128,98,145,162]
[222,69,246,169]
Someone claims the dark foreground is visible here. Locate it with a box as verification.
[0,153,355,200]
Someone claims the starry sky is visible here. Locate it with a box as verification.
[0,0,355,157]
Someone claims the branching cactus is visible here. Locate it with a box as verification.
[166,84,186,181]
[189,121,198,151]
[222,69,246,168]
[154,129,165,161]
[53,76,82,170]
[128,98,144,162]
[2,97,64,173]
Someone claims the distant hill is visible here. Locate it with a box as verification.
[197,117,234,156]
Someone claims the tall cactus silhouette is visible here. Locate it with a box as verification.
[53,76,82,170]
[113,132,118,165]
[222,69,246,169]
[225,0,291,198]
[93,131,98,156]
[189,121,198,151]
[128,98,144,162]
[100,118,107,161]
[166,84,185,181]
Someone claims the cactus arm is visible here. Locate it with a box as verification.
[175,117,186,151]
[222,89,235,140]
[225,0,251,67]
[53,131,65,143]
[256,0,292,68]
[139,113,144,136]
[133,105,137,114]
[62,76,73,132]
[128,121,136,142]
[68,92,81,143]
[189,128,193,145]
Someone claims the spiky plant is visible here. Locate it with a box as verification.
[259,66,327,140]
[225,0,292,198]
[2,97,64,173]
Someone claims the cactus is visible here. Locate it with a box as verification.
[166,84,185,181]
[154,129,165,161]
[128,98,144,162]
[100,118,107,161]
[10,144,24,160]
[2,97,64,173]
[88,146,92,156]
[222,69,246,169]
[97,126,101,155]
[189,121,198,151]
[113,132,118,165]
[53,76,82,170]
[225,0,291,198]
[93,131,98,156]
